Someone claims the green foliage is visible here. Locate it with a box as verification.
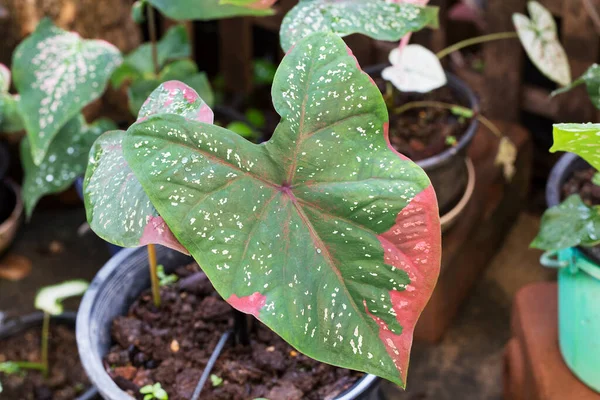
[245,108,266,129]
[132,0,147,23]
[450,106,474,118]
[551,124,600,171]
[157,265,179,286]
[593,173,600,186]
[146,0,273,21]
[0,65,24,133]
[225,121,258,140]
[280,0,439,51]
[531,195,600,251]
[253,59,277,86]
[13,18,122,165]
[552,64,600,109]
[140,383,168,400]
[35,280,89,316]
[210,374,223,387]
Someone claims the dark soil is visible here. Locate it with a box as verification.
[105,263,362,400]
[561,168,600,206]
[375,78,472,161]
[0,324,90,400]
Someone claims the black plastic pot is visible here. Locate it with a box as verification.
[77,246,384,400]
[546,153,600,264]
[363,65,480,215]
[0,311,98,400]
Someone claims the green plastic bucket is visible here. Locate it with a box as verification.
[541,248,600,393]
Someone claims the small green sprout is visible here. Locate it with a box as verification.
[450,106,474,119]
[445,136,457,146]
[156,265,178,286]
[140,382,169,400]
[210,374,223,387]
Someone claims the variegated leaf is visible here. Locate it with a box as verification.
[551,123,600,170]
[21,115,116,217]
[513,1,571,87]
[146,0,274,21]
[280,0,439,51]
[124,33,441,387]
[13,18,122,165]
[382,45,447,93]
[84,81,213,252]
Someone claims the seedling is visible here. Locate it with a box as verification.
[140,382,169,400]
[0,280,88,391]
[157,265,178,286]
[210,374,223,387]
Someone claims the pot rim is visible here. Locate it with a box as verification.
[363,64,480,171]
[77,246,381,400]
[0,180,23,236]
[0,311,98,400]
[0,142,8,180]
[440,157,475,232]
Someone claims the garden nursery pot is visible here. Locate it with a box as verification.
[542,153,600,392]
[77,246,383,400]
[0,311,98,400]
[364,66,480,218]
[0,143,23,256]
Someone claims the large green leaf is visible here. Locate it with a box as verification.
[84,81,213,252]
[12,18,122,165]
[146,0,274,21]
[280,0,439,51]
[551,124,600,170]
[513,1,571,87]
[21,115,116,217]
[124,33,441,386]
[111,25,190,89]
[0,94,24,133]
[552,64,600,109]
[531,195,600,250]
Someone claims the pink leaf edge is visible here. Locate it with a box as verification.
[227,292,268,318]
[139,216,190,254]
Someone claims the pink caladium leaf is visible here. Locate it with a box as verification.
[124,33,441,386]
[83,81,214,253]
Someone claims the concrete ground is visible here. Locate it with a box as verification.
[0,207,555,400]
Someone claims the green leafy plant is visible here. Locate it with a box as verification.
[84,32,442,387]
[0,280,88,392]
[142,0,275,20]
[140,382,169,400]
[210,374,223,387]
[157,265,179,286]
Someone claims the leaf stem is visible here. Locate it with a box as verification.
[436,31,519,60]
[147,244,161,307]
[147,5,159,75]
[1,361,46,371]
[41,312,50,378]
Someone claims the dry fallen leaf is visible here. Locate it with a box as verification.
[0,254,32,281]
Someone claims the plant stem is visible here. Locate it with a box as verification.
[436,31,519,60]
[233,310,250,346]
[147,244,161,307]
[41,312,50,378]
[4,361,46,371]
[147,5,159,75]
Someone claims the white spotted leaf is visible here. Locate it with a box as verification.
[280,0,439,51]
[83,81,213,252]
[382,45,447,93]
[124,33,441,387]
[13,18,122,165]
[513,1,571,86]
[21,115,116,217]
[146,0,274,21]
[35,280,89,315]
[551,123,600,170]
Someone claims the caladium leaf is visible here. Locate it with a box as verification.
[84,81,213,253]
[35,280,89,315]
[513,1,571,87]
[124,33,441,386]
[551,123,600,170]
[552,64,600,109]
[146,0,274,21]
[531,195,600,250]
[280,0,439,52]
[21,115,116,217]
[0,94,24,133]
[382,45,447,93]
[13,18,122,165]
[111,25,190,89]
[219,0,277,9]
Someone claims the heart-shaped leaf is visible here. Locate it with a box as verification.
[513,1,571,87]
[13,18,122,165]
[280,0,439,52]
[551,123,600,170]
[552,64,600,109]
[111,25,191,89]
[531,195,600,250]
[146,0,274,21]
[124,33,441,386]
[21,115,116,217]
[84,81,213,252]
[382,45,447,93]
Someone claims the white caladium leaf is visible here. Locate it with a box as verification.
[84,81,213,253]
[146,0,274,21]
[124,33,441,387]
[35,280,89,315]
[13,18,122,165]
[382,45,447,93]
[21,115,116,217]
[551,123,600,170]
[280,0,438,51]
[513,1,571,87]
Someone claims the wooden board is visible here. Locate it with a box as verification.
[504,282,600,400]
[414,120,532,343]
